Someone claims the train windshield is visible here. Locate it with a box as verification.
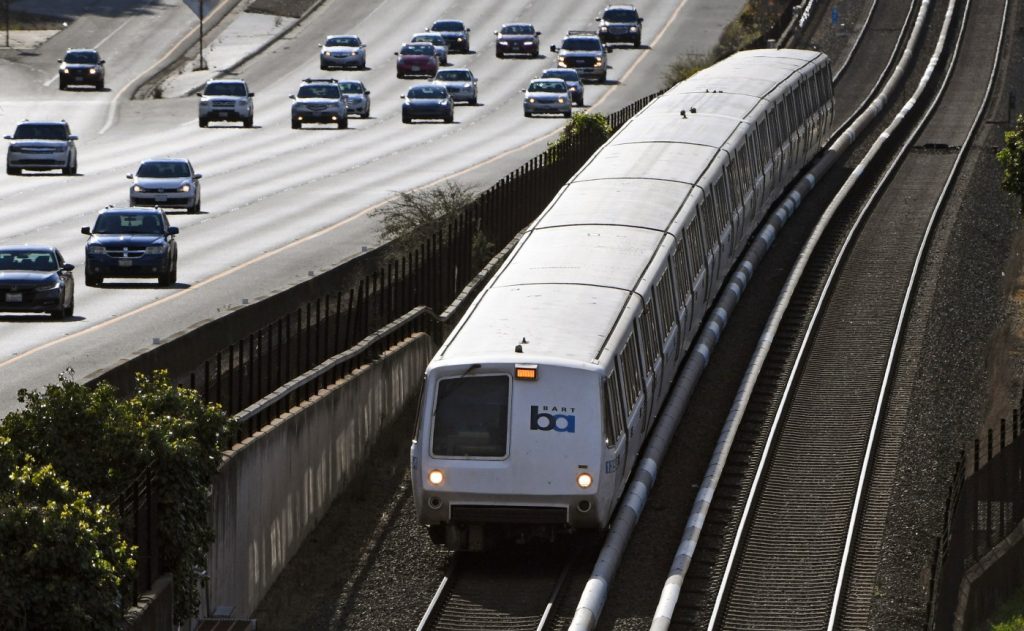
[432,375,509,458]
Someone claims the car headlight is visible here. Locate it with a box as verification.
[528,97,536,103]
[499,41,508,46]
[600,26,609,32]
[62,68,70,74]
[132,184,144,193]
[89,68,97,74]
[145,244,167,255]
[87,245,106,255]
[594,58,603,67]
[179,183,191,193]
[630,26,638,32]
[524,41,534,46]
[441,99,449,105]
[558,97,566,104]
[456,37,463,42]
[558,57,567,67]
[569,86,577,92]
[40,279,62,291]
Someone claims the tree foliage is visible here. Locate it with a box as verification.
[997,114,1024,213]
[371,181,477,249]
[0,449,134,630]
[1,370,229,623]
[547,111,613,162]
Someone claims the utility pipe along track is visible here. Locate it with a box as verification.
[673,0,1008,628]
[418,544,590,631]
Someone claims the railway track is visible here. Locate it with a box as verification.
[417,544,591,631]
[660,0,1010,628]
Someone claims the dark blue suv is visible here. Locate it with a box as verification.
[81,207,179,287]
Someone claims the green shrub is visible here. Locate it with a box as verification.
[0,451,134,630]
[997,114,1024,214]
[547,111,613,162]
[1,370,229,622]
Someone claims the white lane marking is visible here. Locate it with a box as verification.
[44,18,133,87]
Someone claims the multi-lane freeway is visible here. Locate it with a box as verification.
[0,0,745,415]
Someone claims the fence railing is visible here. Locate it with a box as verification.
[929,396,1024,630]
[115,464,160,607]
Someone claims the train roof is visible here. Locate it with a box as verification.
[436,49,829,368]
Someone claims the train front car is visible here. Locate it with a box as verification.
[412,353,616,550]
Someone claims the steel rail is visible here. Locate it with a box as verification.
[647,0,936,627]
[828,0,1009,625]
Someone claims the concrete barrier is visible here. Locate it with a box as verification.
[204,333,434,618]
[125,574,174,631]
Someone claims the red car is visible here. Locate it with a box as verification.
[395,42,439,78]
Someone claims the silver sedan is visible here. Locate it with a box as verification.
[432,68,477,105]
[320,34,367,70]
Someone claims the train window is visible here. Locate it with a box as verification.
[621,334,640,406]
[770,107,782,145]
[757,120,770,165]
[684,221,704,278]
[670,247,689,304]
[656,273,677,338]
[605,368,626,442]
[432,375,509,458]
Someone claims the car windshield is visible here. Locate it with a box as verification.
[137,161,191,178]
[325,36,360,47]
[401,44,435,55]
[93,213,164,235]
[530,81,566,93]
[413,34,443,45]
[408,86,447,99]
[0,250,57,271]
[204,82,247,96]
[435,70,471,81]
[562,37,602,51]
[64,51,99,63]
[431,21,464,32]
[542,69,579,82]
[298,84,341,99]
[12,124,67,140]
[500,24,534,35]
[603,9,639,22]
[338,82,365,94]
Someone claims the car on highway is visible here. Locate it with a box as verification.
[395,43,440,78]
[338,79,371,118]
[402,84,453,124]
[522,78,572,118]
[127,158,203,214]
[198,79,255,128]
[290,78,348,129]
[494,23,540,58]
[319,34,367,70]
[410,32,449,66]
[540,68,585,106]
[427,19,471,53]
[81,207,179,287]
[432,68,478,105]
[550,31,609,83]
[58,48,105,90]
[4,120,78,176]
[596,4,643,47]
[0,246,75,319]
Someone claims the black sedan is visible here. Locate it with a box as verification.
[494,23,541,58]
[401,84,454,123]
[0,245,75,318]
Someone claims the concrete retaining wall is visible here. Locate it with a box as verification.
[205,333,434,618]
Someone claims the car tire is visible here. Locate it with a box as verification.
[402,114,411,124]
[97,80,104,90]
[188,200,199,214]
[469,97,477,106]
[58,79,67,90]
[339,118,347,129]
[444,113,453,124]
[62,160,74,176]
[524,111,532,118]
[532,50,540,58]
[199,117,208,128]
[600,72,607,83]
[634,37,641,48]
[320,62,328,70]
[65,297,74,318]
[169,264,178,285]
[564,111,572,118]
[85,271,101,287]
[496,51,504,59]
[243,116,254,128]
[6,166,20,176]
[291,119,301,129]
[158,269,172,287]
[397,71,404,79]
[361,109,370,119]
[359,61,366,70]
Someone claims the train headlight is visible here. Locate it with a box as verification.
[576,472,593,489]
[428,469,445,486]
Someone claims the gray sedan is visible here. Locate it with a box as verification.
[522,78,572,118]
[432,68,477,105]
[127,158,202,214]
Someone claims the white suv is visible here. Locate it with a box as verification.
[198,79,255,128]
[290,78,348,129]
[5,120,78,176]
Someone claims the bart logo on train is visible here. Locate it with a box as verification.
[530,405,576,432]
